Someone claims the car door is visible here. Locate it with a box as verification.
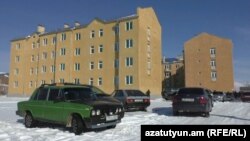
[44,88,64,123]
[29,88,48,119]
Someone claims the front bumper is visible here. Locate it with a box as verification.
[16,110,25,117]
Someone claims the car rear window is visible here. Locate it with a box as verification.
[178,88,204,95]
[126,90,145,96]
[242,92,250,96]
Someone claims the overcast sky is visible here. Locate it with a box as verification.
[0,0,250,86]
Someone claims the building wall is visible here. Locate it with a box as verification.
[8,7,162,96]
[184,33,234,92]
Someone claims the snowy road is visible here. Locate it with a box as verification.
[0,96,249,141]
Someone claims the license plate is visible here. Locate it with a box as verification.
[134,99,143,102]
[182,98,194,102]
[106,115,118,121]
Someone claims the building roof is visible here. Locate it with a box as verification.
[11,14,138,42]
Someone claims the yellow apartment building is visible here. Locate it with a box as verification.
[184,32,234,92]
[8,7,162,96]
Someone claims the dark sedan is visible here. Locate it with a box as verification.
[111,89,150,111]
[241,92,250,102]
[172,87,213,117]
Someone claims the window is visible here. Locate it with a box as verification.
[89,78,93,85]
[41,80,46,85]
[126,21,133,31]
[60,48,66,56]
[125,75,133,85]
[75,48,80,56]
[59,78,64,83]
[36,55,39,61]
[30,68,34,75]
[52,37,57,45]
[114,59,119,68]
[165,64,170,70]
[51,51,55,59]
[125,39,133,48]
[51,65,55,73]
[211,71,217,81]
[98,45,103,53]
[16,43,20,50]
[14,68,19,75]
[75,33,81,40]
[210,48,216,57]
[114,25,119,35]
[41,65,46,73]
[32,42,35,49]
[210,60,216,69]
[31,55,35,62]
[114,42,119,52]
[43,38,48,46]
[14,81,18,88]
[98,61,103,69]
[98,77,102,86]
[29,81,33,88]
[75,63,80,71]
[61,33,66,41]
[60,63,65,71]
[99,29,103,37]
[37,88,48,100]
[125,57,133,67]
[15,56,20,62]
[74,78,80,84]
[90,30,95,38]
[90,46,94,54]
[90,62,94,70]
[42,52,47,60]
[48,89,60,101]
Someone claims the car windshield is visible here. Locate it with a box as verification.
[178,88,203,95]
[64,88,97,101]
[213,91,224,95]
[90,86,105,94]
[126,90,146,96]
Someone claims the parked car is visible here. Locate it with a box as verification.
[111,89,150,111]
[212,91,226,102]
[162,90,178,100]
[172,87,213,117]
[223,93,235,101]
[16,83,124,135]
[240,92,250,102]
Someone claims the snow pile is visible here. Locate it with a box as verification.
[0,97,249,141]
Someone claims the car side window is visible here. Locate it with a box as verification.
[48,89,60,101]
[37,88,49,100]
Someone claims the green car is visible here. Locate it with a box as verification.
[16,83,124,135]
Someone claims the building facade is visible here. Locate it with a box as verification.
[162,57,184,92]
[8,7,162,96]
[0,73,9,95]
[184,33,234,92]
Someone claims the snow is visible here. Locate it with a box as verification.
[0,96,249,140]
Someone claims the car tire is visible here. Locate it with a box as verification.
[173,111,179,116]
[24,112,36,128]
[203,112,210,117]
[72,115,84,135]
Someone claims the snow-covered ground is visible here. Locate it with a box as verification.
[0,96,249,141]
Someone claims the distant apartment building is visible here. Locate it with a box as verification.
[9,7,162,96]
[0,73,9,95]
[184,32,234,92]
[162,56,184,92]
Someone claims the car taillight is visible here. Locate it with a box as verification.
[126,99,134,103]
[143,99,150,103]
[199,96,207,104]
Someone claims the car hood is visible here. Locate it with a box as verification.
[70,99,122,108]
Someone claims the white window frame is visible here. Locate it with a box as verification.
[51,65,55,73]
[60,63,65,71]
[126,21,133,31]
[90,30,95,38]
[75,63,80,71]
[99,29,103,37]
[90,46,94,54]
[125,57,133,67]
[98,77,102,86]
[98,45,103,53]
[125,75,133,85]
[43,38,48,46]
[60,48,66,56]
[61,33,66,41]
[75,33,81,40]
[75,48,80,56]
[98,61,103,69]
[89,78,94,85]
[90,62,94,70]
[211,71,217,81]
[125,39,133,48]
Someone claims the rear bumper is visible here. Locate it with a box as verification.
[173,103,210,113]
[126,102,150,109]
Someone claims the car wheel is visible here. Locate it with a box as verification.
[202,112,210,117]
[72,115,84,135]
[24,112,36,128]
[173,110,179,116]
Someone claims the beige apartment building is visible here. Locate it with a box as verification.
[162,56,184,92]
[9,7,162,96]
[184,32,234,92]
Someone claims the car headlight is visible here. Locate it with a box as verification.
[96,109,101,115]
[118,108,122,112]
[91,110,96,116]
